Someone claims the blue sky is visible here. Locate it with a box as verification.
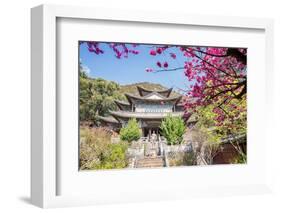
[79,42,192,94]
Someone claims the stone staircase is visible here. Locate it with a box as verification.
[136,157,164,168]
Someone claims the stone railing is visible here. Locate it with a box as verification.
[158,138,169,167]
[127,140,146,168]
[164,143,193,153]
[127,137,195,168]
[127,141,145,158]
[159,138,194,167]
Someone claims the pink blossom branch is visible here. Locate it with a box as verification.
[184,48,237,79]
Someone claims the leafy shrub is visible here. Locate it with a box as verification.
[95,142,128,169]
[79,127,128,170]
[120,118,141,142]
[160,114,186,145]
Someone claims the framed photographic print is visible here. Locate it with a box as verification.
[31,4,274,208]
[78,41,247,170]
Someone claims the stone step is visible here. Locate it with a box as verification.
[138,161,163,166]
[136,157,164,168]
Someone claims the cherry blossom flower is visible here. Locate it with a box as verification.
[145,68,153,72]
[150,50,157,56]
[156,48,162,54]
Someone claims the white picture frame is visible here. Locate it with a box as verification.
[31,4,274,208]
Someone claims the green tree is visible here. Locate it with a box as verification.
[160,115,186,145]
[79,76,124,124]
[120,118,141,142]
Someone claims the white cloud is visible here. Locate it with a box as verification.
[82,64,91,74]
[80,58,91,74]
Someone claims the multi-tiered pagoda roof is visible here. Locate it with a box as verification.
[99,86,185,124]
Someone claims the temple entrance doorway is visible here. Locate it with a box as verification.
[143,127,162,141]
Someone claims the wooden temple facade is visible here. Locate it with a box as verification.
[99,86,189,139]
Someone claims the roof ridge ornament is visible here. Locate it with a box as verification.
[136,86,173,97]
[142,91,167,100]
[124,92,182,104]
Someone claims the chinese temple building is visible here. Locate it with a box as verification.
[99,86,192,139]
